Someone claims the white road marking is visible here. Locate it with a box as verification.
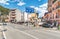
[16,30,39,39]
[8,26,39,39]
[3,31,7,39]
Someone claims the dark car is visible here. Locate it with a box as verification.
[3,23,7,25]
[42,23,51,28]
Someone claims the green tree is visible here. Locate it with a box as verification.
[0,6,10,22]
[0,6,10,15]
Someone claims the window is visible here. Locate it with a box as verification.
[56,6,60,9]
[53,14,54,19]
[58,14,60,18]
[56,13,59,18]
[52,8,54,10]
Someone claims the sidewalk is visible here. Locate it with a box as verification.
[0,26,2,39]
[0,26,4,39]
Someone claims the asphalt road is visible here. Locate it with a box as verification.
[0,23,60,39]
[0,32,2,39]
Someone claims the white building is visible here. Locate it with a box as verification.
[23,12,28,22]
[20,12,29,22]
[9,9,22,22]
[15,9,22,22]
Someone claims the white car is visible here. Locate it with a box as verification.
[38,22,44,26]
[0,22,3,25]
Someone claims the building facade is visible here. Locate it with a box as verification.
[23,12,28,22]
[28,13,38,23]
[20,12,28,22]
[9,9,22,22]
[43,0,60,23]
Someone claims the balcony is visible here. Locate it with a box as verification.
[11,9,16,11]
[11,16,16,18]
[11,13,16,16]
[55,13,59,18]
[56,6,60,9]
[48,10,52,13]
[52,8,55,10]
[48,4,52,7]
[11,11,15,13]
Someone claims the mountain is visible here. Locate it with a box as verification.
[0,6,10,15]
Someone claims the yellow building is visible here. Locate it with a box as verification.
[28,13,38,23]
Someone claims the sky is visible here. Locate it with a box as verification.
[0,0,48,17]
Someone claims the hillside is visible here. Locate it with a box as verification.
[0,6,10,15]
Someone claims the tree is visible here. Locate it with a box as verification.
[0,6,10,15]
[0,6,10,22]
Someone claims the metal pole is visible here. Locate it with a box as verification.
[27,15,29,26]
[23,12,25,26]
[0,11,1,22]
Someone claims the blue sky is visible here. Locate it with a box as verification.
[0,0,48,17]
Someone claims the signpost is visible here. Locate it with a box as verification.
[25,7,34,26]
[25,7,34,13]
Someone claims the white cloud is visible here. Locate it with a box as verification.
[38,0,41,1]
[30,6,39,10]
[30,3,48,17]
[38,8,48,17]
[14,0,23,2]
[9,0,20,2]
[39,3,48,10]
[38,3,48,17]
[30,6,35,8]
[17,2,26,6]
[0,0,9,5]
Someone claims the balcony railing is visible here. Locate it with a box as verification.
[48,10,52,13]
[11,13,16,16]
[52,6,60,11]
[52,8,55,10]
[11,16,16,18]
[56,6,60,9]
[11,11,15,13]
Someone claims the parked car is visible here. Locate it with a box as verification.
[38,22,43,26]
[42,23,52,28]
[0,23,3,26]
[38,22,46,26]
[3,22,7,25]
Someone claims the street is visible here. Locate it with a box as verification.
[0,23,60,39]
[0,0,60,39]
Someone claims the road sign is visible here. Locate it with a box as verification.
[25,7,34,13]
